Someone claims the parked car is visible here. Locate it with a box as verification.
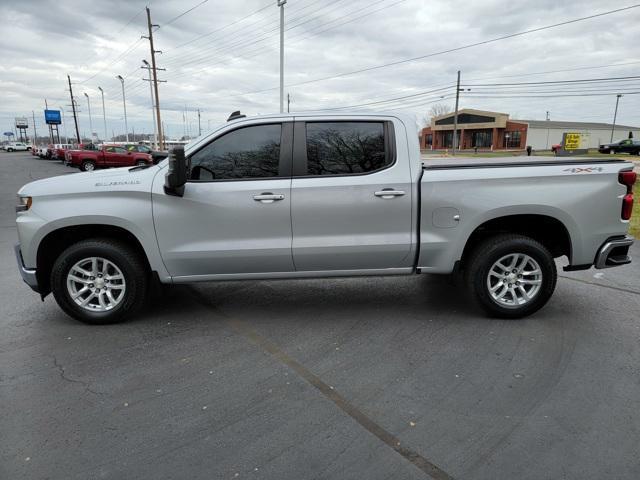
[2,142,30,152]
[14,112,635,324]
[63,143,99,165]
[598,139,640,155]
[51,143,74,160]
[65,144,152,171]
[36,146,49,158]
[125,144,169,164]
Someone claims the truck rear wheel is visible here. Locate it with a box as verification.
[51,239,148,324]
[465,234,557,319]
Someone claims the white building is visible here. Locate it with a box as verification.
[518,119,640,150]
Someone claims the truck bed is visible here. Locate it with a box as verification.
[422,156,629,170]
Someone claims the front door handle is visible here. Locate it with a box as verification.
[374,189,405,199]
[253,192,285,204]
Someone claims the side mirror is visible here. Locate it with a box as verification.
[164,148,187,197]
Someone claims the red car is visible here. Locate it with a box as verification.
[65,145,153,171]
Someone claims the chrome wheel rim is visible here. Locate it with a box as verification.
[84,162,94,171]
[66,257,126,312]
[487,253,542,309]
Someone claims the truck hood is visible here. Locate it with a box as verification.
[17,165,163,197]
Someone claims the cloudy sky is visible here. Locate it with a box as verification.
[1,0,639,141]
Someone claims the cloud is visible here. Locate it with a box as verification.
[1,0,638,139]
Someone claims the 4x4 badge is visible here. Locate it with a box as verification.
[563,167,603,173]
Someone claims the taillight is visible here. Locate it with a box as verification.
[622,194,634,220]
[619,170,636,220]
[619,171,637,187]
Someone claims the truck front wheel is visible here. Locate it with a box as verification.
[465,234,557,319]
[50,239,148,324]
[81,159,96,171]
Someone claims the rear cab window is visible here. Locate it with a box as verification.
[298,121,393,176]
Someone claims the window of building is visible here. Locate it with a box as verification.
[504,131,521,148]
[305,122,388,175]
[472,130,493,148]
[189,124,281,180]
[442,131,461,149]
[435,113,496,126]
[426,134,433,146]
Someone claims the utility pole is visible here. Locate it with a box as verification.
[67,75,81,143]
[611,94,622,142]
[197,108,202,136]
[83,92,93,141]
[278,0,286,113]
[116,75,129,142]
[452,70,461,155]
[545,111,551,150]
[145,7,165,150]
[98,87,108,142]
[287,93,290,113]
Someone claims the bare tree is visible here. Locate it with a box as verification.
[420,103,452,129]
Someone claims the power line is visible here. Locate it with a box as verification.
[463,92,640,98]
[463,75,640,87]
[239,3,640,95]
[167,1,274,51]
[159,0,397,83]
[162,0,350,69]
[161,0,210,27]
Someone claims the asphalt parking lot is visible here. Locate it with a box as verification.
[1,151,639,480]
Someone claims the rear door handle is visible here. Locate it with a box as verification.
[253,192,285,203]
[374,189,405,199]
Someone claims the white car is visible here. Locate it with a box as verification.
[3,142,30,152]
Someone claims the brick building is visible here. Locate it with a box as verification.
[420,108,527,150]
[419,108,640,151]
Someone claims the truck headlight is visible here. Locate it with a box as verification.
[16,196,32,212]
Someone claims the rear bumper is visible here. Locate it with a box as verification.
[595,235,634,269]
[14,244,39,293]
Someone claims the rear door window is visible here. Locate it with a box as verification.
[304,122,389,176]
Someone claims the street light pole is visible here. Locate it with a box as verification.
[59,106,68,143]
[141,60,157,148]
[611,94,622,143]
[116,75,129,142]
[452,70,461,155]
[83,92,93,142]
[278,0,286,113]
[97,87,108,142]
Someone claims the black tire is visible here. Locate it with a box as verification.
[465,234,557,319]
[81,159,96,171]
[7,148,13,152]
[51,239,148,324]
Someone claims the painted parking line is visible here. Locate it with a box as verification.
[188,286,455,480]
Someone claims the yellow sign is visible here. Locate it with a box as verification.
[564,133,581,150]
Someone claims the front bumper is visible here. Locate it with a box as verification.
[595,235,634,269]
[14,244,39,292]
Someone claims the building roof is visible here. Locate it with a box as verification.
[433,108,510,120]
[516,119,640,130]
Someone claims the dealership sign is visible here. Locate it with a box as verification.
[3,132,14,137]
[556,132,589,156]
[15,117,28,128]
[44,109,62,125]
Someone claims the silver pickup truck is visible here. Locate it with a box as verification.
[14,112,635,324]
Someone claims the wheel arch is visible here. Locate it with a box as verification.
[460,213,573,269]
[36,224,154,297]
